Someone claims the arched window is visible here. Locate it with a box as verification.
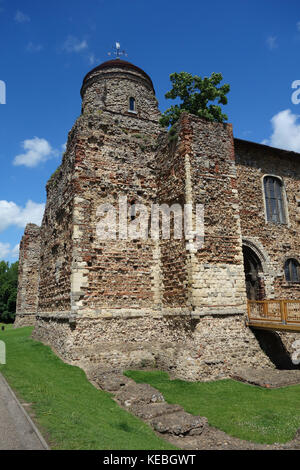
[129,97,136,112]
[284,259,300,283]
[263,176,287,224]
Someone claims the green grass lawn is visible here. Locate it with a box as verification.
[0,324,175,450]
[125,369,300,445]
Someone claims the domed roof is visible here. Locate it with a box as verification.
[80,59,155,97]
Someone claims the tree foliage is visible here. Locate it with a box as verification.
[0,261,18,323]
[160,71,230,127]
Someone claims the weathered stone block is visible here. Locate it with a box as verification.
[150,411,208,436]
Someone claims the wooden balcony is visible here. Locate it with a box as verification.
[247,300,300,332]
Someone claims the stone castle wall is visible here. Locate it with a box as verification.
[15,223,41,327]
[33,314,275,382]
[80,60,160,122]
[69,85,162,316]
[235,139,300,300]
[32,112,277,381]
[155,113,248,315]
[235,139,300,361]
[37,133,76,314]
[156,122,190,310]
[184,115,247,316]
[16,60,300,381]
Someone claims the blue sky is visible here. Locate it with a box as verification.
[0,0,300,262]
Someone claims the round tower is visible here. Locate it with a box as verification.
[80,59,160,121]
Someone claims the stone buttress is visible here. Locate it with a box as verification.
[15,223,41,327]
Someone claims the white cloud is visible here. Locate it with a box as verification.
[13,137,58,167]
[297,21,300,31]
[0,242,20,261]
[266,36,277,50]
[88,53,99,65]
[15,10,30,23]
[26,42,43,53]
[0,199,45,259]
[61,36,98,65]
[0,200,45,232]
[262,109,300,152]
[62,36,88,53]
[0,242,11,259]
[88,53,96,65]
[11,244,20,258]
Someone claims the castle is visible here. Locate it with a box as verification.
[15,59,300,381]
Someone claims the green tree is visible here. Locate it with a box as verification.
[0,260,19,323]
[160,71,230,127]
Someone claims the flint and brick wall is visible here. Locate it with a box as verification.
[184,114,247,315]
[156,126,190,310]
[155,114,248,315]
[17,60,299,380]
[37,138,76,314]
[235,139,300,361]
[33,314,276,381]
[71,121,159,314]
[69,63,162,315]
[33,112,276,381]
[15,223,41,326]
[235,139,300,300]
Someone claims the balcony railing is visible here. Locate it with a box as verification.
[247,300,300,331]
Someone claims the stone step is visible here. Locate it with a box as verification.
[150,411,208,436]
[96,373,132,392]
[97,374,208,437]
[115,382,165,407]
[130,402,183,420]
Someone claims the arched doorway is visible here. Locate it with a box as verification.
[242,245,264,300]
